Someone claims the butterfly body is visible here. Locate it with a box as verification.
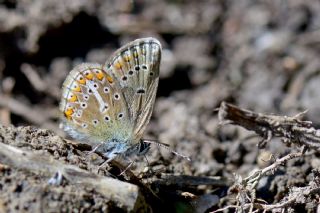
[59,38,161,161]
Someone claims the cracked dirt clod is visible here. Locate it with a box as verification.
[0,124,149,212]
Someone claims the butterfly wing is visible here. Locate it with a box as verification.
[105,37,161,142]
[60,38,161,155]
[59,63,134,146]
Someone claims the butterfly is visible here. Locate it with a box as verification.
[59,37,162,163]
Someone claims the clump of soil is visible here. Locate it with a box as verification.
[1,0,320,212]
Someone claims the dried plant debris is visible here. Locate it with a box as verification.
[216,102,320,212]
[218,101,320,151]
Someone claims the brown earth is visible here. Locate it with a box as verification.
[0,0,320,212]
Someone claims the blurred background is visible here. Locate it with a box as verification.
[1,0,320,211]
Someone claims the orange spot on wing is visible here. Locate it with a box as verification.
[114,62,122,69]
[72,84,81,92]
[68,94,78,102]
[95,71,104,80]
[124,55,131,62]
[84,71,94,80]
[106,75,113,83]
[64,107,74,119]
[77,76,86,84]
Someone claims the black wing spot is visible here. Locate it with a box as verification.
[128,70,134,75]
[137,89,145,94]
[92,119,99,125]
[135,66,140,71]
[150,72,154,76]
[103,87,109,93]
[118,113,124,119]
[104,116,110,122]
[142,65,147,70]
[81,102,87,108]
[114,94,120,100]
[122,76,128,81]
[83,95,89,100]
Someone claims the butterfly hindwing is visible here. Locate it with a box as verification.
[60,63,132,145]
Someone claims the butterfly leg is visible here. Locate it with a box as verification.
[88,143,103,155]
[119,159,136,176]
[97,158,112,172]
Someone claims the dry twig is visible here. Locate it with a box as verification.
[218,102,320,150]
[215,102,320,212]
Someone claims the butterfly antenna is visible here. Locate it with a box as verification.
[143,139,191,161]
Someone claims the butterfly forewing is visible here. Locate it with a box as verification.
[105,38,161,141]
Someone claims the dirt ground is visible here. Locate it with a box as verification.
[0,0,320,212]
